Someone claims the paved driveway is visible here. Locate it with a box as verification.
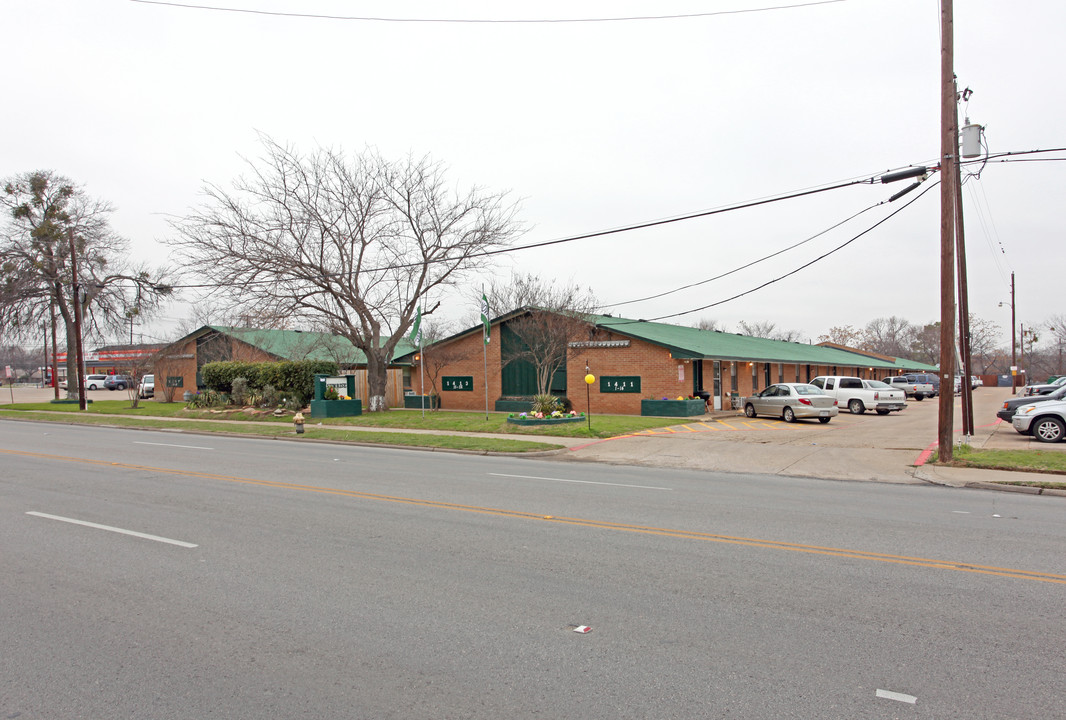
[564,386,1057,482]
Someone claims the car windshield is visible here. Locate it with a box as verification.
[865,380,890,388]
[793,385,825,395]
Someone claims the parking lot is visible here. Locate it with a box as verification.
[568,386,1064,482]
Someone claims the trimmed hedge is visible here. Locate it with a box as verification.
[201,359,338,406]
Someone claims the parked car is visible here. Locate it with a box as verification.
[105,374,134,391]
[1011,399,1066,442]
[742,383,839,423]
[60,374,109,391]
[885,375,934,400]
[997,384,1066,424]
[138,374,154,399]
[1023,376,1066,396]
[809,376,906,415]
[905,373,940,396]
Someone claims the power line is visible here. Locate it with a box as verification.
[598,179,940,326]
[164,169,899,290]
[129,0,846,24]
[600,200,884,309]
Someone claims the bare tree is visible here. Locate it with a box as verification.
[738,320,803,342]
[862,316,915,358]
[1045,314,1066,376]
[818,324,864,348]
[171,137,524,411]
[966,315,1001,374]
[486,273,598,396]
[909,322,940,365]
[695,318,729,332]
[422,347,471,404]
[1,171,172,399]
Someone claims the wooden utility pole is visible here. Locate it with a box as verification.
[68,228,87,411]
[1010,272,1017,394]
[42,323,48,390]
[954,89,974,438]
[51,302,59,400]
[937,0,957,461]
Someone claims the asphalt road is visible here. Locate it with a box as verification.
[2,420,1064,718]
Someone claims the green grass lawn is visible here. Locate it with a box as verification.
[0,399,689,452]
[935,444,1066,488]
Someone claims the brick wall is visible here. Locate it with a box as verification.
[410,320,887,415]
[413,330,500,411]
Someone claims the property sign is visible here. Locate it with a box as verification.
[442,376,474,392]
[600,376,641,393]
[324,376,349,395]
[166,376,184,388]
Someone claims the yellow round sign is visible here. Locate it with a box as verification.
[584,374,595,385]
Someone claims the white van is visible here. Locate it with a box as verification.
[139,374,155,399]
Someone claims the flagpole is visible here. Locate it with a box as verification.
[482,287,489,421]
[419,331,426,419]
[409,306,426,419]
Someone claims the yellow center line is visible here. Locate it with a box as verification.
[6,448,1065,585]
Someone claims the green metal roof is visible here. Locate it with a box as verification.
[883,356,939,373]
[584,313,913,370]
[206,326,417,365]
[396,307,936,372]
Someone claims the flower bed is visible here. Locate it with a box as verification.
[506,414,585,426]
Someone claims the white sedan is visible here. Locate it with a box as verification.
[743,383,839,424]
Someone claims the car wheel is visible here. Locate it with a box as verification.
[783,407,796,423]
[848,399,865,415]
[914,394,924,401]
[876,409,890,415]
[117,383,126,390]
[744,403,757,418]
[1032,417,1065,443]
[818,416,830,424]
[88,384,98,390]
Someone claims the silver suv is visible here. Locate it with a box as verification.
[1011,399,1066,442]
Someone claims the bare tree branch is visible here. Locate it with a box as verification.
[170,137,524,410]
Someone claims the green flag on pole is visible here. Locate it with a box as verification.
[480,292,490,345]
[408,307,422,345]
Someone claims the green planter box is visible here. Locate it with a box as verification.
[640,399,707,417]
[506,415,584,426]
[404,395,440,409]
[310,398,363,418]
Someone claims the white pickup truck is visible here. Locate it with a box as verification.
[885,375,935,400]
[809,376,907,415]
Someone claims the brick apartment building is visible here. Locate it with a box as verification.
[399,309,937,415]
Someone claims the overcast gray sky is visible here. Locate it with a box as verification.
[5,0,1062,346]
